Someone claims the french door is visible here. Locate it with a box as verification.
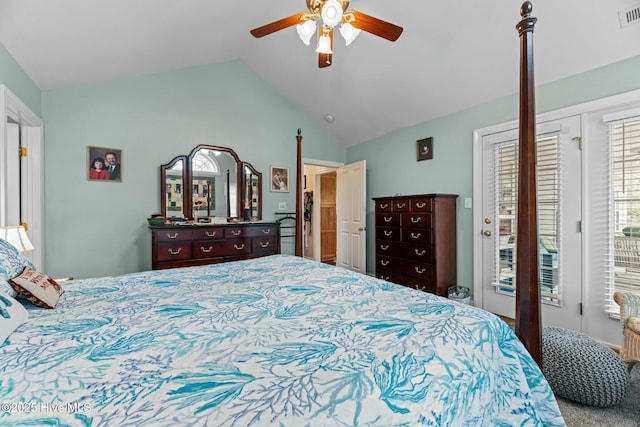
[478,115,582,330]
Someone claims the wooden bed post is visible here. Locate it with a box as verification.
[295,129,303,256]
[515,1,542,366]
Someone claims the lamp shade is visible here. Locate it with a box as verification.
[321,0,343,28]
[0,225,34,252]
[296,20,316,46]
[315,33,332,54]
[339,22,361,46]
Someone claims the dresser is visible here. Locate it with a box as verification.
[150,222,280,270]
[373,194,457,296]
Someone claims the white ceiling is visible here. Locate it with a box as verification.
[1,0,639,146]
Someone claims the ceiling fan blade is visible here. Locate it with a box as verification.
[349,10,403,41]
[318,28,333,68]
[250,12,307,38]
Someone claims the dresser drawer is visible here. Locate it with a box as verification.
[375,199,393,212]
[193,239,252,257]
[244,225,278,237]
[402,213,433,228]
[252,237,278,253]
[377,226,400,241]
[190,227,224,240]
[156,228,195,241]
[225,227,247,238]
[156,242,192,261]
[376,213,400,227]
[376,240,403,257]
[392,199,410,212]
[376,255,404,274]
[410,198,433,212]
[403,260,434,281]
[401,277,435,293]
[402,243,433,263]
[402,228,433,244]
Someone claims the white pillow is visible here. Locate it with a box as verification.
[0,294,28,345]
[9,266,65,309]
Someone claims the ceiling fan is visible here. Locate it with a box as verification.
[250,0,403,68]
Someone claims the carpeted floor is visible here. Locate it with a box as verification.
[556,363,640,426]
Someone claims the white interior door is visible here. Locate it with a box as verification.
[478,116,582,330]
[336,160,366,273]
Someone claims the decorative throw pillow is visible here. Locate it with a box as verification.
[0,293,29,345]
[9,266,64,309]
[0,238,35,297]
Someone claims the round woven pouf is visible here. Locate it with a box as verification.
[542,327,629,407]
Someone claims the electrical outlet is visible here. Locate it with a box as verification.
[464,198,472,209]
[278,202,287,210]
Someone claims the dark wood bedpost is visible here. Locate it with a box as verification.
[295,129,303,256]
[515,1,542,366]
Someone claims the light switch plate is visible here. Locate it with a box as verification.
[464,198,472,209]
[278,202,287,210]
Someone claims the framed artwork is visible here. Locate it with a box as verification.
[88,146,122,182]
[270,166,289,192]
[417,137,434,161]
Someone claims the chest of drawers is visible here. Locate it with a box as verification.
[373,194,457,296]
[150,222,279,270]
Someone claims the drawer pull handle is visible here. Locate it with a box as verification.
[234,244,246,250]
[384,230,393,237]
[166,232,178,239]
[384,216,393,223]
[397,203,406,208]
[380,203,388,209]
[231,230,242,236]
[416,202,426,209]
[381,260,389,266]
[261,229,271,234]
[411,232,422,239]
[200,246,213,253]
[380,244,389,251]
[168,248,182,255]
[415,267,426,274]
[259,242,270,248]
[415,249,426,256]
[382,275,390,280]
[205,231,217,237]
[411,217,422,224]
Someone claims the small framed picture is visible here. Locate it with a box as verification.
[88,146,122,182]
[270,166,289,192]
[417,137,434,162]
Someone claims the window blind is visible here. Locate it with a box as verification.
[604,114,640,314]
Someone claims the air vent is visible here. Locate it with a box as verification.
[619,5,640,28]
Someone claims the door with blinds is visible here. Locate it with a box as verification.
[480,116,582,330]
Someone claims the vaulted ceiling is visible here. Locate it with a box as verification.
[1,0,639,146]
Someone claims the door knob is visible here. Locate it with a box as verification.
[483,230,492,236]
[358,227,365,231]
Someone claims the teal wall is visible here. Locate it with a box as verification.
[347,54,640,289]
[0,44,41,118]
[42,60,345,279]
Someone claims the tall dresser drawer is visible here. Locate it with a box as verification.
[392,200,410,212]
[411,198,433,212]
[375,200,393,212]
[402,228,432,244]
[403,261,433,281]
[402,244,433,263]
[376,255,404,274]
[377,240,403,257]
[157,242,192,261]
[377,227,401,241]
[402,213,433,229]
[376,213,400,227]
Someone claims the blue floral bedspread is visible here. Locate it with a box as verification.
[0,255,565,426]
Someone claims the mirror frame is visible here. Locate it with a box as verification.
[160,145,262,220]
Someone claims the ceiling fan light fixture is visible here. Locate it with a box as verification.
[296,19,317,45]
[315,32,333,54]
[339,22,360,46]
[321,0,343,28]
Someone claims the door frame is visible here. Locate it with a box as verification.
[0,85,44,269]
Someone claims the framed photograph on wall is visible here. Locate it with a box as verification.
[270,166,289,192]
[417,137,434,161]
[88,146,122,182]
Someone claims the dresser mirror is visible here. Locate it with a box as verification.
[160,145,262,220]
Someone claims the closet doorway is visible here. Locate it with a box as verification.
[302,159,366,274]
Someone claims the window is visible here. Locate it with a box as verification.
[607,115,640,307]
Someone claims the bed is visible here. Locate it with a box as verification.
[1,2,557,426]
[1,254,563,426]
